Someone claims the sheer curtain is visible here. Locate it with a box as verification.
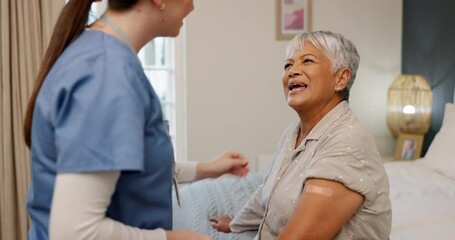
[0,1,63,239]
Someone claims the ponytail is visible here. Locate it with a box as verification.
[23,0,93,147]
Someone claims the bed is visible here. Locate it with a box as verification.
[172,103,455,239]
[386,102,455,239]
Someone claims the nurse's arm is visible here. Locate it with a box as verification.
[176,152,249,183]
[50,171,211,240]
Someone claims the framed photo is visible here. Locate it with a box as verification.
[275,0,312,40]
[394,133,424,160]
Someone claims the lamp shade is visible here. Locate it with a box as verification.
[387,74,432,138]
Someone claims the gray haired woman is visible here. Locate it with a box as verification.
[211,31,392,239]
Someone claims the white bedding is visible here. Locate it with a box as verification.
[385,160,455,239]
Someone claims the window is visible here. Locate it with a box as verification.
[139,39,178,149]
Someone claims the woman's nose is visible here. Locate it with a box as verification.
[288,67,301,77]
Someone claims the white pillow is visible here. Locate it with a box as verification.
[421,103,455,179]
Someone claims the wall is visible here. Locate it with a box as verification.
[184,0,402,170]
[402,0,455,154]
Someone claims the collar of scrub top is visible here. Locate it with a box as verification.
[100,14,138,57]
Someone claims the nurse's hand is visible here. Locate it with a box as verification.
[166,230,212,240]
[196,151,249,180]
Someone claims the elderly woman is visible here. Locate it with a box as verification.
[211,31,391,239]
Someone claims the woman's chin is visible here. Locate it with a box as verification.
[165,30,180,38]
[161,26,182,38]
[287,100,303,112]
[287,96,305,107]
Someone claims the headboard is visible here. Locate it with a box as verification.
[422,80,455,155]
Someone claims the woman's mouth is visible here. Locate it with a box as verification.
[288,82,308,94]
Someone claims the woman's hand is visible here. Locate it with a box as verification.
[166,230,212,240]
[196,152,249,180]
[209,215,233,233]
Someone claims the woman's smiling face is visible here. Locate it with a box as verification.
[282,40,341,116]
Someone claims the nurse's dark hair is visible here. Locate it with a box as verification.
[23,0,139,147]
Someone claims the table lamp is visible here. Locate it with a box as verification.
[387,74,432,138]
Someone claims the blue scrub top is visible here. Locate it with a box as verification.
[27,30,174,240]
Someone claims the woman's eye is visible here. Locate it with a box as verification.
[284,63,292,70]
[303,59,314,63]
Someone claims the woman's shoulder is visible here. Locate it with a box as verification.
[330,108,374,143]
[61,30,140,69]
[48,31,145,86]
[317,109,381,160]
[41,31,152,110]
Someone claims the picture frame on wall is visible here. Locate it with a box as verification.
[275,0,312,40]
[394,133,424,160]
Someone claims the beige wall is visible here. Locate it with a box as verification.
[184,0,402,170]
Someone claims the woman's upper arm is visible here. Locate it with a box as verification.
[277,178,364,240]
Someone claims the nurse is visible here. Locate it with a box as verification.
[23,0,248,239]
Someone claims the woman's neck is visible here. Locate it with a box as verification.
[88,8,160,53]
[294,99,343,149]
[294,122,313,149]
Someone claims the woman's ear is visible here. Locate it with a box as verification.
[335,68,351,91]
[151,0,165,10]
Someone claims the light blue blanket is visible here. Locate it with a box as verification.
[172,173,265,239]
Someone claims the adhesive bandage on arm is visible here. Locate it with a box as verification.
[304,184,334,197]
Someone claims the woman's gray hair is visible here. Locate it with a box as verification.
[286,31,360,101]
